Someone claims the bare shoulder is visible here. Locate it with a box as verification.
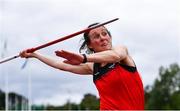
[115,45,136,67]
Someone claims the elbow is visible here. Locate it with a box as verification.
[111,52,122,62]
[113,47,128,62]
[112,54,121,62]
[114,54,127,62]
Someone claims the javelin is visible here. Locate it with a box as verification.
[0,18,119,64]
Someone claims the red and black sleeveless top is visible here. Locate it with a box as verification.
[93,62,144,110]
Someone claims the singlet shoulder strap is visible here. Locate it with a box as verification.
[93,63,100,74]
[117,56,137,72]
[119,63,137,72]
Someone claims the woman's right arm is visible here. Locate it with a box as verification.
[19,51,93,75]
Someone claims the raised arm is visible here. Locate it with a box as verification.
[87,45,128,63]
[55,45,135,67]
[19,51,93,75]
[87,45,135,66]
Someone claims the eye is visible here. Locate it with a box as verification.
[92,34,100,39]
[101,31,107,36]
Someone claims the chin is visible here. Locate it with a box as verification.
[95,45,112,52]
[104,45,112,50]
[100,46,112,51]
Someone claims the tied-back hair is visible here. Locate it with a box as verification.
[79,23,111,54]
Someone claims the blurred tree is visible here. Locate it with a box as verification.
[46,93,99,110]
[80,93,99,110]
[0,90,5,110]
[145,63,180,109]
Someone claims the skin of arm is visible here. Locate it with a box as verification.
[20,45,132,75]
[56,45,135,67]
[86,45,135,67]
[87,45,128,63]
[35,53,93,75]
[56,45,129,64]
[19,51,93,75]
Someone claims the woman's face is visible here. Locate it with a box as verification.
[88,26,112,52]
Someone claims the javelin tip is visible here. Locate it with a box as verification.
[0,54,20,64]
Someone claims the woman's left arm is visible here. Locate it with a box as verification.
[55,45,129,65]
[87,45,128,63]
